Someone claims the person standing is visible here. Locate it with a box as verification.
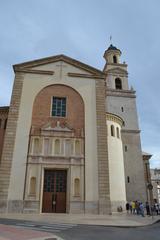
[139,202,145,217]
[126,202,130,213]
[129,202,132,214]
[131,201,136,214]
[155,203,159,215]
[145,202,150,216]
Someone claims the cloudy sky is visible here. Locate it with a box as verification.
[0,0,160,168]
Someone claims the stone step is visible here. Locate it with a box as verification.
[23,208,38,214]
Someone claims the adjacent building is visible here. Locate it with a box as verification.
[150,168,160,203]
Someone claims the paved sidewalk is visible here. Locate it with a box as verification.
[0,213,160,227]
[0,223,62,240]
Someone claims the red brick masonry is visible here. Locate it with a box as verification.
[32,84,84,137]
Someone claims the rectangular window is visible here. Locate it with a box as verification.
[125,145,128,152]
[52,97,66,117]
[127,176,130,183]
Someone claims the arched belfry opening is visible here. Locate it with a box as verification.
[113,55,117,63]
[115,78,122,90]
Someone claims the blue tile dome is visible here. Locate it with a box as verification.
[107,44,121,53]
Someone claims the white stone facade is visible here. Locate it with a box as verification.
[107,113,126,212]
[0,45,147,214]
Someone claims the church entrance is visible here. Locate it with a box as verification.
[42,169,67,213]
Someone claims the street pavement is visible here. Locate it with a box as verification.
[0,218,77,233]
[0,213,160,240]
[0,223,63,240]
[0,212,160,227]
[58,222,160,240]
[0,218,160,240]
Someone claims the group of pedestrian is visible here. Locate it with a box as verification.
[126,201,160,217]
[126,201,146,217]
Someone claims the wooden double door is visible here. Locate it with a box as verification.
[42,170,67,213]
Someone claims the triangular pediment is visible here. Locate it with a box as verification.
[41,121,73,132]
[13,54,105,77]
[106,67,128,74]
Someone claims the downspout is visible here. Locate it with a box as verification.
[22,127,32,212]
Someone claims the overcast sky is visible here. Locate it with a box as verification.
[0,0,160,168]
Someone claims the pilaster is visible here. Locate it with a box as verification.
[0,73,24,212]
[96,79,111,214]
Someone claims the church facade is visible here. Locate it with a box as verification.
[0,45,147,214]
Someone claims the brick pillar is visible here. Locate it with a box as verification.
[0,73,24,212]
[96,79,111,214]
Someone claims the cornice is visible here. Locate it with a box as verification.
[107,63,128,67]
[14,68,54,75]
[122,129,141,134]
[105,67,128,75]
[106,89,136,98]
[143,156,152,161]
[107,73,128,78]
[103,63,128,72]
[106,112,123,126]
[68,72,105,79]
[0,106,9,113]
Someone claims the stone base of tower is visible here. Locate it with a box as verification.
[70,201,100,214]
[8,200,24,213]
[99,198,111,215]
[110,200,126,213]
[0,199,7,213]
[84,201,99,214]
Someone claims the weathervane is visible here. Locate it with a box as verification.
[109,35,112,44]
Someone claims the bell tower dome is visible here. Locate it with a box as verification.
[103,44,121,64]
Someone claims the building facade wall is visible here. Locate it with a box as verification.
[106,94,139,130]
[1,58,110,214]
[122,131,146,202]
[0,48,147,214]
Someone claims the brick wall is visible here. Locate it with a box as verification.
[32,84,84,137]
[0,107,9,160]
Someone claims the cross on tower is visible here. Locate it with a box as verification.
[109,35,112,44]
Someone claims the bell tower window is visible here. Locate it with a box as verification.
[113,55,117,63]
[115,78,122,90]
